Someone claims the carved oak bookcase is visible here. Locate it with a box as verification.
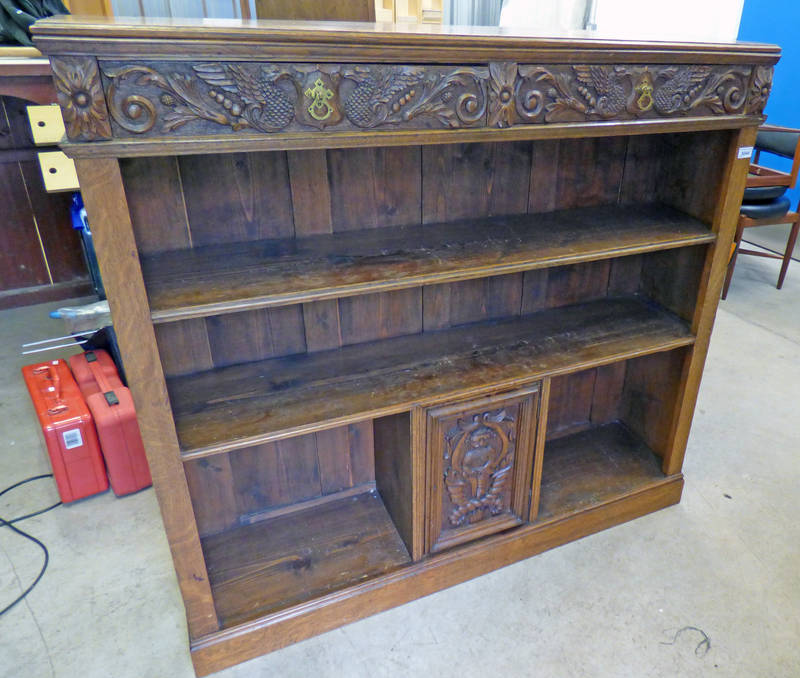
[32,16,777,675]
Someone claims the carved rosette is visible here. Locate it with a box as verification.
[487,63,754,126]
[487,62,517,128]
[745,65,773,115]
[443,408,516,527]
[99,61,488,137]
[50,56,112,141]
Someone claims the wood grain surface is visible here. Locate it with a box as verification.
[169,296,695,458]
[73,157,219,638]
[424,386,538,553]
[538,422,665,521]
[202,489,410,627]
[184,422,375,537]
[32,17,780,65]
[142,203,715,322]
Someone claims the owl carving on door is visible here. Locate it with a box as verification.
[443,408,516,526]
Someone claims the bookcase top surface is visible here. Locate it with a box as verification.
[33,16,779,63]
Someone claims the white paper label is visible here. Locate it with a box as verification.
[738,146,754,160]
[62,429,83,450]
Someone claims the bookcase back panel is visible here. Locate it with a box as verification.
[184,421,375,537]
[178,152,295,246]
[329,146,422,230]
[536,137,630,211]
[154,305,307,376]
[640,245,708,322]
[118,156,192,256]
[545,347,687,457]
[621,349,687,458]
[546,362,628,440]
[421,141,532,221]
[121,132,729,258]
[657,131,731,223]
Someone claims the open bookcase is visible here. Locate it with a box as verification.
[33,16,778,675]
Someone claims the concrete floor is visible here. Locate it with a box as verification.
[1,248,798,678]
[745,224,800,261]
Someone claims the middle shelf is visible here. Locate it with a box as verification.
[142,203,715,323]
[169,295,696,459]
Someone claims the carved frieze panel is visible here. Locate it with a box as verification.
[425,386,539,553]
[50,56,113,141]
[745,65,773,115]
[487,63,761,127]
[50,57,772,142]
[98,61,488,138]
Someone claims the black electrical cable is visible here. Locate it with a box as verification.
[0,474,62,524]
[4,501,62,525]
[0,474,61,617]
[0,473,57,498]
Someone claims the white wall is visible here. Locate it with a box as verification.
[594,0,745,43]
[500,0,745,43]
[500,0,586,33]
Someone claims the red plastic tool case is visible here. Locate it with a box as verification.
[22,360,108,503]
[69,350,152,496]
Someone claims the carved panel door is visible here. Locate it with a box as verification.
[424,385,540,553]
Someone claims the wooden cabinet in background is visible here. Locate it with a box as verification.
[32,15,778,676]
[0,55,90,308]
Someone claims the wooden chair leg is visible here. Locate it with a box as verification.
[722,216,746,300]
[777,216,800,289]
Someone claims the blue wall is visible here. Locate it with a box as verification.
[739,0,800,204]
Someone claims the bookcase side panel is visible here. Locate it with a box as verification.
[661,125,760,475]
[74,156,219,639]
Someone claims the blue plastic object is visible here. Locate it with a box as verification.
[69,192,105,299]
[70,193,88,231]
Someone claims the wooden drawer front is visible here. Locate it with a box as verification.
[425,385,539,553]
[92,61,488,140]
[486,63,765,127]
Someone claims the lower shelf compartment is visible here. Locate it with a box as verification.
[202,489,411,628]
[191,474,684,676]
[538,422,667,522]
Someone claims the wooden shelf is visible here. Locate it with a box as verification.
[202,489,411,628]
[169,296,696,458]
[142,203,715,323]
[537,422,669,522]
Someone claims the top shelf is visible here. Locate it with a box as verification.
[32,16,781,63]
[143,203,714,323]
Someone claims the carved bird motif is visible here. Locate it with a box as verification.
[485,463,512,513]
[445,471,470,520]
[193,63,295,131]
[573,65,627,117]
[653,66,712,114]
[343,67,426,127]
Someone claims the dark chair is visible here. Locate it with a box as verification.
[722,125,800,299]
